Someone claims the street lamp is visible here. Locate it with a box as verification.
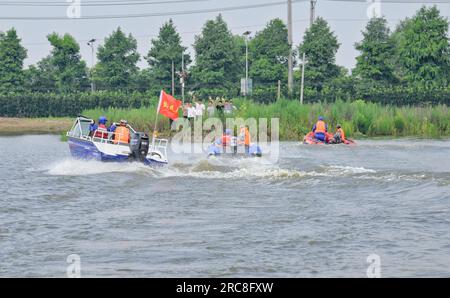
[87,39,96,92]
[243,31,251,96]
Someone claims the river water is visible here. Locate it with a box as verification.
[0,135,449,277]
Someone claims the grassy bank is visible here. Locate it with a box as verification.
[1,99,447,140]
[83,99,450,140]
[0,117,73,135]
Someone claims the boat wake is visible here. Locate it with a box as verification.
[45,157,448,185]
[46,159,153,176]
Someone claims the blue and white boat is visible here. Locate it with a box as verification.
[66,116,168,166]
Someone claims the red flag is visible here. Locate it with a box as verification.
[158,90,182,120]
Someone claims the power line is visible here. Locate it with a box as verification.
[1,0,447,5]
[325,0,450,3]
[0,0,307,20]
[0,0,211,7]
[21,19,312,47]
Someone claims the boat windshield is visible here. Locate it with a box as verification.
[68,118,92,138]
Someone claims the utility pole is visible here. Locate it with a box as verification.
[243,31,251,97]
[171,60,175,96]
[300,52,306,105]
[310,0,317,27]
[87,39,96,92]
[287,0,293,96]
[277,80,281,101]
[181,51,185,103]
[300,1,315,104]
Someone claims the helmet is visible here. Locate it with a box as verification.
[99,116,107,125]
[225,129,232,135]
[318,116,324,121]
[120,119,128,126]
[337,124,342,129]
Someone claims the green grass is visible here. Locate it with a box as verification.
[83,99,450,141]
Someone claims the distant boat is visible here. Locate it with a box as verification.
[303,132,356,146]
[66,116,168,166]
[207,136,262,157]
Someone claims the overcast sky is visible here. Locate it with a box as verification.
[0,0,449,71]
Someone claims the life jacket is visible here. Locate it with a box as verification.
[315,120,326,133]
[114,126,130,144]
[239,128,251,145]
[221,135,231,146]
[95,124,108,139]
[337,128,346,140]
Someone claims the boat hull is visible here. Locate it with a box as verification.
[207,144,262,157]
[68,137,167,166]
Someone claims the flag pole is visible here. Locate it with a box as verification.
[152,91,163,148]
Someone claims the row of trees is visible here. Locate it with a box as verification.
[0,6,449,104]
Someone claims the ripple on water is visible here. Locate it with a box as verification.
[1,136,450,277]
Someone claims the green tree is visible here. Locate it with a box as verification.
[395,6,450,88]
[191,15,241,98]
[24,57,57,92]
[0,28,28,93]
[298,17,340,91]
[94,27,140,91]
[353,17,396,86]
[146,19,191,94]
[249,18,291,101]
[38,33,90,93]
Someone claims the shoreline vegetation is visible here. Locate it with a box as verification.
[1,99,448,140]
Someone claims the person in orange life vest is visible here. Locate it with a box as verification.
[312,116,328,142]
[333,124,346,144]
[239,125,251,154]
[214,129,232,153]
[113,120,131,144]
[221,129,232,145]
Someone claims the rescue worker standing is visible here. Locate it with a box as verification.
[312,116,328,142]
[333,124,346,144]
[239,125,251,154]
[114,120,131,144]
[221,129,232,152]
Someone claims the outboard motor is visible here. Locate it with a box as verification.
[130,133,150,162]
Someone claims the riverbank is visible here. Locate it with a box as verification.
[0,117,73,135]
[1,99,448,139]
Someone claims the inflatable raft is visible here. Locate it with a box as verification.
[303,132,356,145]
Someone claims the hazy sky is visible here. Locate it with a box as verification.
[0,0,449,71]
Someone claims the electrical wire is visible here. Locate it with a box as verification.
[0,0,306,20]
[0,0,211,7]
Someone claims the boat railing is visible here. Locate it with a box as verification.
[91,130,130,146]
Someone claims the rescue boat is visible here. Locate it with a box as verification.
[66,116,168,166]
[303,132,356,145]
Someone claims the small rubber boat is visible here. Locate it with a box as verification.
[66,116,168,166]
[303,132,356,145]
